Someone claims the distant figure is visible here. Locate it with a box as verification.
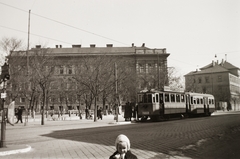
[85,108,89,119]
[15,107,23,124]
[109,134,137,159]
[97,107,103,120]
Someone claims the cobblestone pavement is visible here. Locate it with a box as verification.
[0,112,240,159]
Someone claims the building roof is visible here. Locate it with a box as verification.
[185,64,229,76]
[10,45,169,57]
[185,60,239,76]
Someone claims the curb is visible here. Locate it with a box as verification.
[0,145,31,156]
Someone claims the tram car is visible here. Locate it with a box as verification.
[137,89,215,121]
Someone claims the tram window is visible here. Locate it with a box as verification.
[156,94,159,103]
[176,94,180,102]
[153,96,155,103]
[160,94,163,103]
[200,98,203,104]
[209,99,211,104]
[148,94,152,103]
[212,99,214,104]
[181,95,185,102]
[197,98,200,104]
[171,94,175,102]
[191,97,193,104]
[143,94,147,103]
[165,94,170,102]
[194,98,196,104]
[138,95,142,103]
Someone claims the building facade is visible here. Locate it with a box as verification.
[7,43,170,113]
[185,59,240,111]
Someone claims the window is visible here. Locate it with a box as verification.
[198,77,202,83]
[191,97,193,104]
[200,98,203,104]
[147,94,152,103]
[181,95,185,102]
[176,94,180,102]
[205,76,210,83]
[197,98,200,104]
[138,94,143,103]
[139,64,144,73]
[59,66,64,74]
[67,66,73,74]
[170,94,175,102]
[209,99,212,104]
[148,63,153,73]
[165,94,170,102]
[156,94,159,103]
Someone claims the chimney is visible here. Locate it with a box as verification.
[106,44,113,47]
[212,60,215,66]
[72,45,81,48]
[142,43,145,47]
[36,45,41,49]
[56,45,58,48]
[132,43,134,47]
[59,45,62,48]
[221,59,225,66]
[90,44,96,48]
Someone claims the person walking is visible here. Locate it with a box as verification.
[15,107,23,124]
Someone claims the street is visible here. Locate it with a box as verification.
[0,112,240,159]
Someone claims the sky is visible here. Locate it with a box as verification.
[0,0,239,76]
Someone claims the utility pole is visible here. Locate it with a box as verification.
[0,61,10,148]
[115,62,118,122]
[25,10,31,126]
[157,49,160,90]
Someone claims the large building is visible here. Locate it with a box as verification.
[185,59,240,111]
[7,43,170,113]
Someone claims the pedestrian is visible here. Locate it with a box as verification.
[109,134,137,159]
[15,107,23,124]
[99,107,103,120]
[97,106,103,120]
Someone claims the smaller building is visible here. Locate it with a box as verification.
[185,59,240,111]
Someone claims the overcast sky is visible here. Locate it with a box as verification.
[0,0,239,76]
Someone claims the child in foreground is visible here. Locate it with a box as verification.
[109,134,137,159]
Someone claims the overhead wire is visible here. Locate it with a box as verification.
[0,1,129,46]
[0,25,72,45]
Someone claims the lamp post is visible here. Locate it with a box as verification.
[0,61,10,148]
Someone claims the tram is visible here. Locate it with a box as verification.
[137,89,215,121]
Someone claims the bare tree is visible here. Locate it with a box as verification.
[0,37,24,65]
[29,48,55,125]
[73,55,118,121]
[168,67,184,92]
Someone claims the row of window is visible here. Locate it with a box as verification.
[15,65,74,75]
[138,93,185,103]
[190,97,214,105]
[137,61,166,74]
[194,75,223,84]
[138,93,215,105]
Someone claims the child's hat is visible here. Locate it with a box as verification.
[115,134,131,150]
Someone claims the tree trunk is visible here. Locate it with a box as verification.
[94,97,97,122]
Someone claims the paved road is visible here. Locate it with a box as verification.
[0,112,240,159]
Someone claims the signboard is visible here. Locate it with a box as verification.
[7,101,15,126]
[1,93,6,98]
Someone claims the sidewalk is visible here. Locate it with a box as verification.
[0,114,132,156]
